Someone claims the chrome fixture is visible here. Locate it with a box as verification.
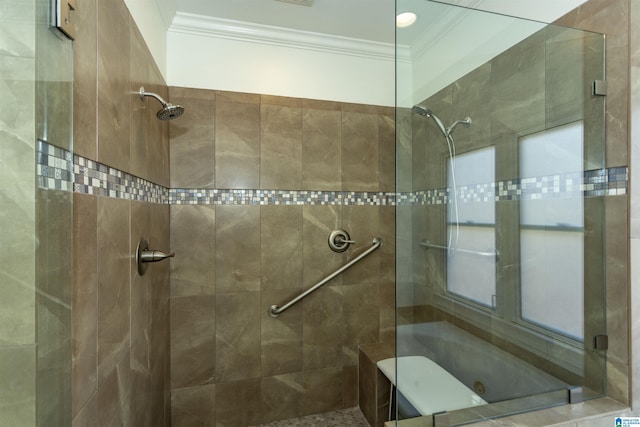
[138,86,185,121]
[136,238,175,276]
[447,117,472,135]
[412,105,471,138]
[412,105,448,138]
[328,229,355,253]
[421,240,499,261]
[412,105,472,249]
[269,237,383,317]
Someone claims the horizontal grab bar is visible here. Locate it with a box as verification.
[420,240,499,260]
[269,237,383,318]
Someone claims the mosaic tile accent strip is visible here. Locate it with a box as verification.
[73,155,169,204]
[35,141,629,205]
[409,167,628,206]
[169,188,396,206]
[37,140,74,191]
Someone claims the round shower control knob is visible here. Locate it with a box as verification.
[328,229,355,253]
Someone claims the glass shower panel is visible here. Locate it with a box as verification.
[0,0,73,424]
[395,1,606,425]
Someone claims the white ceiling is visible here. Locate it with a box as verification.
[174,0,590,45]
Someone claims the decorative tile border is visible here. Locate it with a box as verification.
[36,140,74,192]
[410,167,628,206]
[37,141,628,206]
[169,188,395,206]
[73,155,169,204]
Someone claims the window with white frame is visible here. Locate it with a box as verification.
[519,121,584,341]
[446,146,496,308]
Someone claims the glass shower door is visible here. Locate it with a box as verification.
[0,0,73,425]
[395,1,606,425]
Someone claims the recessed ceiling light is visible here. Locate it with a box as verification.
[396,12,417,28]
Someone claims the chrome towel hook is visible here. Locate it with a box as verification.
[136,238,175,276]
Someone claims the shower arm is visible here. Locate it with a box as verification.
[139,87,169,106]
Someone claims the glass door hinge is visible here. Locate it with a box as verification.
[53,0,76,40]
[593,80,607,96]
[594,334,608,350]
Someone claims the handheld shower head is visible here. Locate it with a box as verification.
[412,105,448,138]
[138,86,185,121]
[413,105,472,138]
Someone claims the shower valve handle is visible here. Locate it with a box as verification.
[136,238,175,276]
[140,250,175,263]
[336,237,356,244]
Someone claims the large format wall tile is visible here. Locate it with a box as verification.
[215,292,261,383]
[130,23,169,187]
[170,295,215,389]
[260,99,303,189]
[72,0,97,160]
[171,384,216,427]
[215,92,260,189]
[169,87,216,189]
[261,289,303,377]
[215,379,261,427]
[72,194,97,420]
[215,206,261,293]
[97,197,130,374]
[302,105,342,191]
[170,205,216,297]
[341,110,379,191]
[97,0,131,172]
[261,205,303,291]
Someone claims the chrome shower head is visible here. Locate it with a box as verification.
[412,105,432,117]
[156,104,185,121]
[412,104,448,138]
[413,105,472,138]
[138,86,185,121]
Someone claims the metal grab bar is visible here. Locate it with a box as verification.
[420,240,499,260]
[268,237,383,318]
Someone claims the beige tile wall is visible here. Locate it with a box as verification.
[168,87,396,426]
[71,0,171,425]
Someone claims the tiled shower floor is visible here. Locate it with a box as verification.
[250,407,370,427]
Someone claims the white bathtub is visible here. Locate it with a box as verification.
[396,321,569,403]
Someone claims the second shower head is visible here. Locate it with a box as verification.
[138,86,185,121]
[413,104,448,138]
[412,104,471,138]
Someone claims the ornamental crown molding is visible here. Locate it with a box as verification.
[169,12,410,63]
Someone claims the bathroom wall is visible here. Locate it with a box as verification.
[167,88,396,426]
[71,0,171,425]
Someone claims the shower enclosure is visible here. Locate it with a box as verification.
[395,1,607,425]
